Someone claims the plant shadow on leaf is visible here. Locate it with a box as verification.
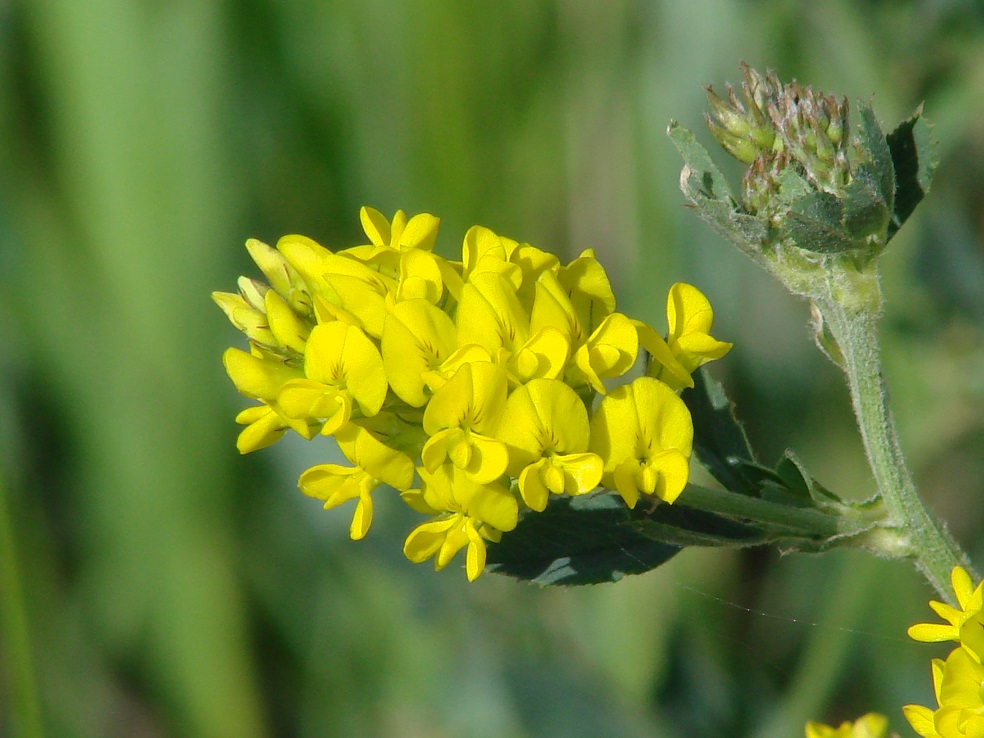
[485,493,682,586]
[885,108,937,240]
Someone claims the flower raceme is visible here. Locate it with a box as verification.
[213,207,731,580]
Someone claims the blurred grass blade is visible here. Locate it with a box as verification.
[0,474,45,738]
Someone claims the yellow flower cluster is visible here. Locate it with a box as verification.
[904,566,984,737]
[805,713,890,738]
[213,207,731,580]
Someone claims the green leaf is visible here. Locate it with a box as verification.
[775,167,815,203]
[775,104,897,253]
[886,107,937,240]
[853,101,895,209]
[682,371,857,514]
[840,168,891,241]
[775,450,867,512]
[667,120,735,201]
[785,189,859,253]
[682,367,762,496]
[667,122,768,255]
[485,494,681,585]
[774,452,812,498]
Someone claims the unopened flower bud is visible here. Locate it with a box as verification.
[237,276,269,312]
[245,238,292,296]
[212,291,277,347]
[704,69,779,164]
[706,112,761,164]
[246,238,313,318]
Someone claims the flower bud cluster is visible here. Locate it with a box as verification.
[706,63,851,215]
[213,208,731,580]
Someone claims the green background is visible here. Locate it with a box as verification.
[2,2,983,736]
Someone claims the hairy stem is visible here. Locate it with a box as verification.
[678,484,881,541]
[813,265,973,603]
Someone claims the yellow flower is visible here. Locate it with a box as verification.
[459,225,522,288]
[358,206,440,255]
[222,346,302,402]
[496,378,603,511]
[273,233,334,293]
[221,346,317,451]
[530,269,636,393]
[402,464,518,581]
[212,288,277,349]
[381,298,458,407]
[661,282,732,388]
[635,319,694,390]
[278,322,388,435]
[316,253,397,338]
[213,240,315,355]
[299,465,378,540]
[636,283,732,390]
[330,207,443,290]
[244,237,312,317]
[263,288,311,354]
[232,404,294,454]
[456,271,569,385]
[509,243,559,312]
[420,362,510,484]
[904,647,984,738]
[299,423,415,540]
[908,566,984,646]
[589,377,693,508]
[805,713,890,738]
[395,248,444,304]
[556,248,617,337]
[904,567,984,738]
[570,312,638,394]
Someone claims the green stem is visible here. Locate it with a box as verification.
[679,484,883,541]
[813,264,973,604]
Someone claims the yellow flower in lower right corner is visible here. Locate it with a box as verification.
[588,376,693,509]
[904,565,984,738]
[805,712,890,738]
[904,647,984,738]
